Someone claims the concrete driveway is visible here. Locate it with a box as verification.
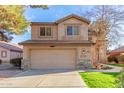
[0,69,86,88]
[0,63,23,79]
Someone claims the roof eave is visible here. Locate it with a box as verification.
[31,22,57,26]
[56,14,90,24]
[19,41,95,45]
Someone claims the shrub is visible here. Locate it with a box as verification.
[97,64,103,69]
[115,70,124,88]
[101,66,113,70]
[107,56,118,63]
[95,64,113,70]
[10,58,22,69]
[107,56,113,62]
[113,57,118,63]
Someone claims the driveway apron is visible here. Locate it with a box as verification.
[0,69,86,88]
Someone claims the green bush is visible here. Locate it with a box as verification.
[107,56,113,62]
[114,57,119,63]
[10,58,22,69]
[107,56,119,63]
[115,70,124,88]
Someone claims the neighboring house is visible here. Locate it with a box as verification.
[20,14,107,69]
[107,46,124,64]
[107,46,124,57]
[0,41,22,64]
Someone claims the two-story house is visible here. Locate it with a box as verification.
[20,14,107,70]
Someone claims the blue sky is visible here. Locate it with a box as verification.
[11,5,124,49]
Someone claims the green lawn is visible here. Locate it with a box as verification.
[108,64,124,67]
[79,72,120,88]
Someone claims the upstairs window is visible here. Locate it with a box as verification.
[66,25,79,35]
[40,27,52,36]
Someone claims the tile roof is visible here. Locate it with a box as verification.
[111,46,124,53]
[0,41,22,52]
[107,46,124,56]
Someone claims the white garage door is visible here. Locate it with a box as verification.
[30,49,76,69]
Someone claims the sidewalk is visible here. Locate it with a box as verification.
[79,64,123,72]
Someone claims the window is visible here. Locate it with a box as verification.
[66,25,79,35]
[40,27,45,36]
[67,26,73,35]
[40,27,52,36]
[1,51,7,58]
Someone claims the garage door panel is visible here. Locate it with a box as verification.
[30,49,75,69]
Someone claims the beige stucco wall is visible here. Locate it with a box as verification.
[31,18,89,41]
[0,46,10,63]
[22,44,93,69]
[58,18,89,40]
[31,25,58,40]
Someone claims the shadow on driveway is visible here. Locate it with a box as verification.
[14,69,78,77]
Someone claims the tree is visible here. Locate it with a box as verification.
[80,6,124,63]
[81,5,124,48]
[0,5,48,42]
